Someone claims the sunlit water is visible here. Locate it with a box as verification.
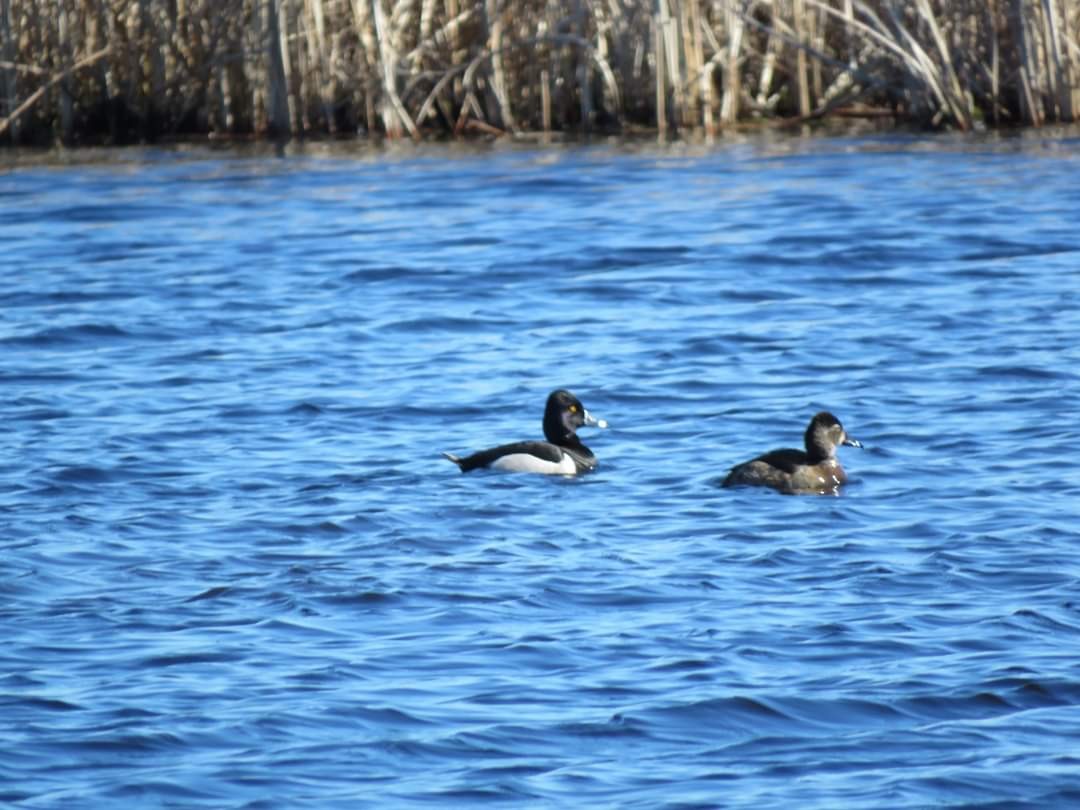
[2,134,1080,808]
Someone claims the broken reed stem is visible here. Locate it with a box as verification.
[305,0,334,131]
[0,0,15,140]
[723,1,743,124]
[486,0,516,131]
[371,0,419,138]
[2,0,1080,144]
[541,67,551,131]
[793,0,812,117]
[655,13,667,137]
[267,0,291,136]
[0,45,110,136]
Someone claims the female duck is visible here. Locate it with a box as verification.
[443,389,607,475]
[722,411,862,495]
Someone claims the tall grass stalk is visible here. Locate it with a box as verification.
[2,0,1079,143]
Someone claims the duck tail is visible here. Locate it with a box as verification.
[442,452,465,471]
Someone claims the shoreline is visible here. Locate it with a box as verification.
[5,121,1080,172]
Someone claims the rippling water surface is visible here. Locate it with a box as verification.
[3,134,1080,808]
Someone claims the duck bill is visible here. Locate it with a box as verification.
[843,436,862,448]
[583,410,608,429]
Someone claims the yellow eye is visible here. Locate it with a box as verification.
[569,404,578,413]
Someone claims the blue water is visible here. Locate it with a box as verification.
[2,133,1080,808]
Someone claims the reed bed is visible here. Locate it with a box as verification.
[2,0,1079,143]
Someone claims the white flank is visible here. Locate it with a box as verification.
[491,453,577,475]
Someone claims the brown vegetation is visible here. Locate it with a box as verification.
[2,0,1079,144]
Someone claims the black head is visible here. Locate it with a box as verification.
[804,411,861,461]
[542,389,596,446]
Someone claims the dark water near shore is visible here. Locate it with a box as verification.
[3,134,1080,808]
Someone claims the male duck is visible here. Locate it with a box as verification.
[443,389,606,475]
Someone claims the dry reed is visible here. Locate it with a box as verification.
[2,0,1079,144]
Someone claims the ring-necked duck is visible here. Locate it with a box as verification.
[443,389,607,475]
[722,411,862,494]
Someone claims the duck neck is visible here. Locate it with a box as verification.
[564,435,594,461]
[804,428,835,464]
[546,426,579,449]
[545,422,593,459]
